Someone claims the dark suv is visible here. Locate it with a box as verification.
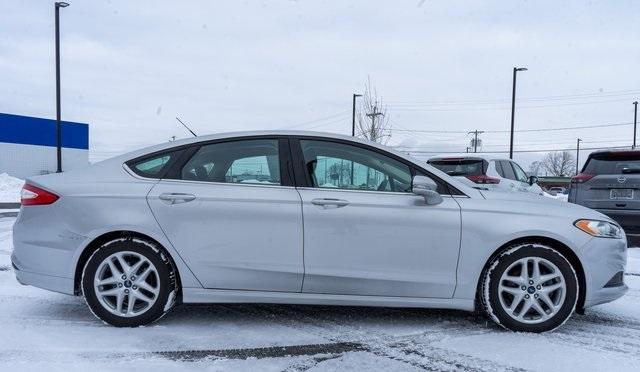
[569,150,640,246]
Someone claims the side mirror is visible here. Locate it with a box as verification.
[412,175,443,205]
[528,175,538,186]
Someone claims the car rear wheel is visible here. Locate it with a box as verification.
[481,243,578,332]
[81,237,177,327]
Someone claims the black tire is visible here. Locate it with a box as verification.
[480,243,578,332]
[81,237,178,327]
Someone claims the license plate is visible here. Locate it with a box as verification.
[610,189,634,199]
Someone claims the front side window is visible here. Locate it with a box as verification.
[511,162,529,183]
[128,150,181,178]
[180,139,281,185]
[299,140,412,192]
[499,160,516,180]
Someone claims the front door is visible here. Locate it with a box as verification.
[147,138,303,292]
[293,139,462,298]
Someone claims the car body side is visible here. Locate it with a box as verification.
[11,131,627,312]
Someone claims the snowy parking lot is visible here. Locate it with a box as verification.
[1,215,639,371]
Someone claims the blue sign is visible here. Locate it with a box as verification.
[0,113,89,150]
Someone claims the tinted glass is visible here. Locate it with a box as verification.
[511,162,529,183]
[583,153,640,175]
[181,139,281,185]
[499,160,516,180]
[299,140,412,192]
[129,151,179,178]
[429,159,485,176]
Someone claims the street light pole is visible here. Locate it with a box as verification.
[576,138,582,175]
[633,101,638,149]
[509,67,527,160]
[351,94,362,136]
[55,2,69,173]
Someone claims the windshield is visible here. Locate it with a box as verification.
[429,159,486,177]
[583,154,640,175]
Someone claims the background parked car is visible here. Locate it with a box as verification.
[428,154,542,195]
[547,186,568,196]
[569,149,640,246]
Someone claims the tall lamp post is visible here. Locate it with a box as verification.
[633,101,638,149]
[509,67,527,159]
[351,94,362,136]
[55,2,70,172]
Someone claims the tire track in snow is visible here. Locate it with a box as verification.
[233,304,527,372]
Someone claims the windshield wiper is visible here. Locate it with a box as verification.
[622,168,640,174]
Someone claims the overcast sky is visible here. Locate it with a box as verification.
[2,0,639,170]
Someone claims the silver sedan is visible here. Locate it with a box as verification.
[12,131,628,332]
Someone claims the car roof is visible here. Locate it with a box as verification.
[587,149,640,158]
[113,130,420,161]
[427,153,510,162]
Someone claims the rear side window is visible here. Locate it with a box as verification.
[583,153,640,175]
[128,150,181,178]
[429,159,486,177]
[179,139,281,185]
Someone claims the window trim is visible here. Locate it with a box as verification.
[289,136,464,196]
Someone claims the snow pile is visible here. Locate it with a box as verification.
[0,173,24,203]
[542,191,568,201]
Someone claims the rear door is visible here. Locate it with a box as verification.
[575,153,640,210]
[146,138,304,292]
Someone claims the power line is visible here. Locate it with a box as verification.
[394,145,629,154]
[386,88,640,106]
[392,121,633,134]
[281,110,350,130]
[389,97,634,112]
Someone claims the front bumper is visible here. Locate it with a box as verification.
[579,235,628,308]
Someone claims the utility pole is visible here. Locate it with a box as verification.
[366,104,384,140]
[55,2,69,173]
[351,94,362,136]
[509,67,528,159]
[576,138,582,175]
[468,130,484,153]
[633,101,638,149]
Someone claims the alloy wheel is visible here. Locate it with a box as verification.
[93,251,160,317]
[497,257,567,324]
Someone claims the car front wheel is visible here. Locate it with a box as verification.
[81,237,177,327]
[481,243,579,332]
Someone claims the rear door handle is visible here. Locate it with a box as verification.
[311,198,350,207]
[159,193,196,205]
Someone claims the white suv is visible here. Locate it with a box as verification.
[428,154,543,195]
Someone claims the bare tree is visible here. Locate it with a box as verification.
[542,151,575,176]
[356,77,391,144]
[528,160,543,176]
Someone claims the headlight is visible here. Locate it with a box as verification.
[574,219,624,239]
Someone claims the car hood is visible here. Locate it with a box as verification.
[477,189,614,223]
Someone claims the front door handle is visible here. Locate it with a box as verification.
[311,198,350,207]
[159,193,196,205]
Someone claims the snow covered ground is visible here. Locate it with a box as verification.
[0,216,639,371]
[0,173,23,203]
